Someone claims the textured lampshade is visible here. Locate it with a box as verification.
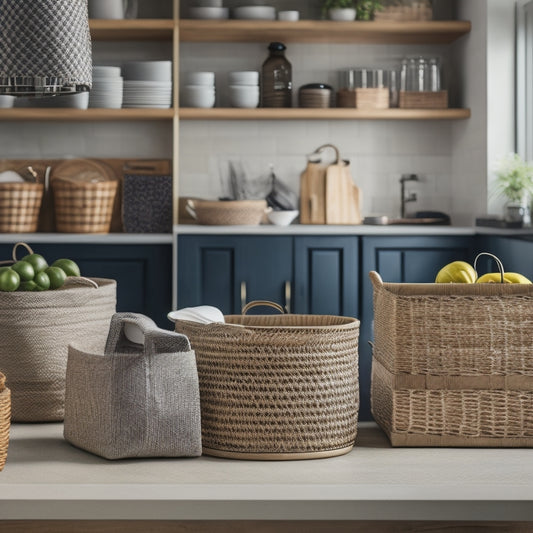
[0,0,92,96]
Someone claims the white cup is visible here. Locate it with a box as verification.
[229,85,259,108]
[88,0,137,20]
[185,72,215,86]
[278,10,299,21]
[0,95,15,109]
[228,71,259,86]
[183,86,216,108]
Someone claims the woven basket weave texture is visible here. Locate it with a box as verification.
[52,179,118,233]
[370,271,533,447]
[175,313,360,459]
[0,278,116,422]
[0,373,10,472]
[0,182,43,233]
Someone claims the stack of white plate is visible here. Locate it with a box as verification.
[89,66,123,109]
[121,61,172,109]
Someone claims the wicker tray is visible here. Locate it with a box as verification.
[369,271,533,447]
[174,301,360,460]
[0,373,10,471]
[0,182,44,233]
[186,199,269,226]
[52,178,118,233]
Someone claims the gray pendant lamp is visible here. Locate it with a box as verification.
[0,0,92,96]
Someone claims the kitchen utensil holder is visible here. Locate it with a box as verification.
[174,301,360,460]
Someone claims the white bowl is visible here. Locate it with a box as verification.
[233,6,276,20]
[267,210,299,226]
[195,0,223,6]
[189,6,229,19]
[122,61,172,82]
[278,10,299,21]
[229,85,259,108]
[29,92,89,109]
[92,66,121,78]
[185,72,215,86]
[182,86,216,108]
[0,95,15,109]
[228,71,259,86]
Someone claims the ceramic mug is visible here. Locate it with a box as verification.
[88,0,138,20]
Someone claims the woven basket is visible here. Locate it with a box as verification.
[52,178,118,233]
[399,90,448,109]
[369,271,533,447]
[174,302,360,460]
[0,182,44,233]
[186,199,269,226]
[0,373,10,472]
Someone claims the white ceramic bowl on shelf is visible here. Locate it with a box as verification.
[229,85,259,108]
[267,210,299,226]
[233,6,276,20]
[185,72,215,86]
[182,85,216,108]
[0,95,15,109]
[189,6,229,19]
[228,71,259,86]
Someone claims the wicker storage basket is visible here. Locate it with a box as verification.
[174,302,360,460]
[399,90,448,109]
[186,199,268,226]
[52,178,118,233]
[0,182,44,233]
[0,373,10,472]
[369,271,533,447]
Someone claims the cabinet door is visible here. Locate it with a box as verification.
[293,236,359,317]
[0,242,172,329]
[177,235,293,314]
[359,235,475,420]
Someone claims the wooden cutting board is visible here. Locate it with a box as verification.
[325,162,362,225]
[300,162,327,224]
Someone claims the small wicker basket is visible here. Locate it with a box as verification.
[174,301,360,460]
[0,182,44,233]
[0,373,11,471]
[52,178,118,233]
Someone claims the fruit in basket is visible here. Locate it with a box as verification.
[11,260,35,282]
[33,271,51,291]
[21,253,48,274]
[0,268,20,292]
[435,261,477,283]
[51,258,81,277]
[476,272,532,284]
[45,266,67,289]
[19,280,38,291]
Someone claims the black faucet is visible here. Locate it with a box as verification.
[400,173,419,218]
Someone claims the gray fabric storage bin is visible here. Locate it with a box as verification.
[64,312,202,459]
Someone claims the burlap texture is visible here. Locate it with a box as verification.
[0,278,116,422]
[64,313,202,460]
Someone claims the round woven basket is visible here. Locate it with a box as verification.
[52,178,118,233]
[175,311,360,460]
[187,199,268,226]
[0,373,11,472]
[0,182,44,233]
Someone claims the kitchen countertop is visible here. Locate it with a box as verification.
[1,422,533,522]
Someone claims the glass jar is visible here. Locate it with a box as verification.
[260,42,292,108]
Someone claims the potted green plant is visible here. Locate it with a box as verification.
[321,0,357,21]
[355,0,383,21]
[493,152,533,225]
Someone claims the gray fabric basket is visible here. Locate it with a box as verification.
[64,312,202,460]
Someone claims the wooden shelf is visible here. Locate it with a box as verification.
[179,19,471,44]
[179,107,471,121]
[89,19,174,41]
[0,108,174,122]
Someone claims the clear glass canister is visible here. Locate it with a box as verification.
[400,56,441,91]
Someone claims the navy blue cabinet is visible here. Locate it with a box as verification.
[178,235,359,317]
[475,235,533,279]
[359,235,475,420]
[0,242,172,328]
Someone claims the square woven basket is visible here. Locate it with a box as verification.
[369,271,533,447]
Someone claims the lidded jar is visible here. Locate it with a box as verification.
[261,42,292,108]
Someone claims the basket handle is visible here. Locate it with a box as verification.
[242,300,286,315]
[474,252,505,283]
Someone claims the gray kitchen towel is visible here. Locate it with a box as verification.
[64,312,202,459]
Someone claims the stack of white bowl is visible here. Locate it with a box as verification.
[89,66,123,109]
[182,72,216,108]
[228,71,259,108]
[121,61,172,108]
